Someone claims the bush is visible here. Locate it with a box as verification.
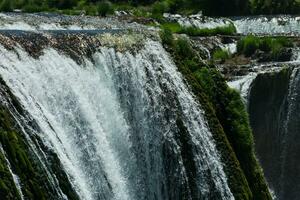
[160,28,174,46]
[178,23,237,36]
[47,0,77,9]
[175,38,195,59]
[161,22,182,33]
[237,35,292,58]
[84,5,97,16]
[237,35,259,56]
[97,1,114,17]
[161,22,236,37]
[0,0,13,12]
[22,3,47,12]
[151,1,169,17]
[213,49,230,62]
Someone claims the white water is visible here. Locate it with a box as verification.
[0,13,141,31]
[0,40,234,200]
[228,73,258,100]
[233,16,300,35]
[164,13,232,29]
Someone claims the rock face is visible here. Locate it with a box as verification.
[0,13,273,200]
[0,31,235,200]
[248,66,300,200]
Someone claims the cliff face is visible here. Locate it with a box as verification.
[0,13,273,200]
[162,34,272,200]
[248,68,291,191]
[0,78,79,200]
[248,67,300,200]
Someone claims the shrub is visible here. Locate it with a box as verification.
[168,0,184,13]
[0,0,13,12]
[84,5,97,16]
[178,23,237,36]
[97,1,114,17]
[151,1,169,17]
[22,3,46,12]
[160,22,236,37]
[175,38,195,59]
[237,36,292,59]
[160,28,174,46]
[47,0,77,9]
[161,22,182,32]
[213,49,230,62]
[237,35,259,57]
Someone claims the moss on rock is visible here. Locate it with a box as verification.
[0,78,80,200]
[160,30,272,199]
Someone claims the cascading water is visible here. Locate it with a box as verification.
[232,15,300,35]
[0,33,234,200]
[279,67,300,200]
[244,65,300,200]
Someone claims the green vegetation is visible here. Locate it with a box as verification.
[213,49,230,62]
[251,0,300,14]
[237,35,293,60]
[97,1,114,16]
[0,79,79,200]
[0,0,13,12]
[160,28,272,199]
[0,109,47,199]
[159,27,174,46]
[0,0,299,16]
[0,151,21,200]
[160,22,236,37]
[178,23,237,36]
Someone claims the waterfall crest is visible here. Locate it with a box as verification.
[0,38,234,200]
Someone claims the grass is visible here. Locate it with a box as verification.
[237,35,293,58]
[213,49,230,62]
[160,22,237,36]
[178,23,237,36]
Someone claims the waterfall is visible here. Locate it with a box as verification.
[279,67,300,200]
[0,37,234,200]
[232,16,300,35]
[247,65,300,200]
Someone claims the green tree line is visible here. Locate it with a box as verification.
[0,0,299,16]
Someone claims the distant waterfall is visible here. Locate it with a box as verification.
[279,67,300,200]
[0,39,233,200]
[248,66,300,200]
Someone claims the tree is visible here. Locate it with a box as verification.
[97,1,114,16]
[0,0,13,12]
[252,0,298,14]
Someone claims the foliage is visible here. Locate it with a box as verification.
[160,27,174,46]
[151,1,169,18]
[161,22,236,37]
[237,35,292,58]
[174,38,195,59]
[237,35,259,57]
[251,0,300,14]
[97,0,114,16]
[161,22,182,33]
[0,0,13,12]
[160,31,272,199]
[0,151,21,199]
[0,0,299,16]
[178,23,237,36]
[213,49,230,62]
